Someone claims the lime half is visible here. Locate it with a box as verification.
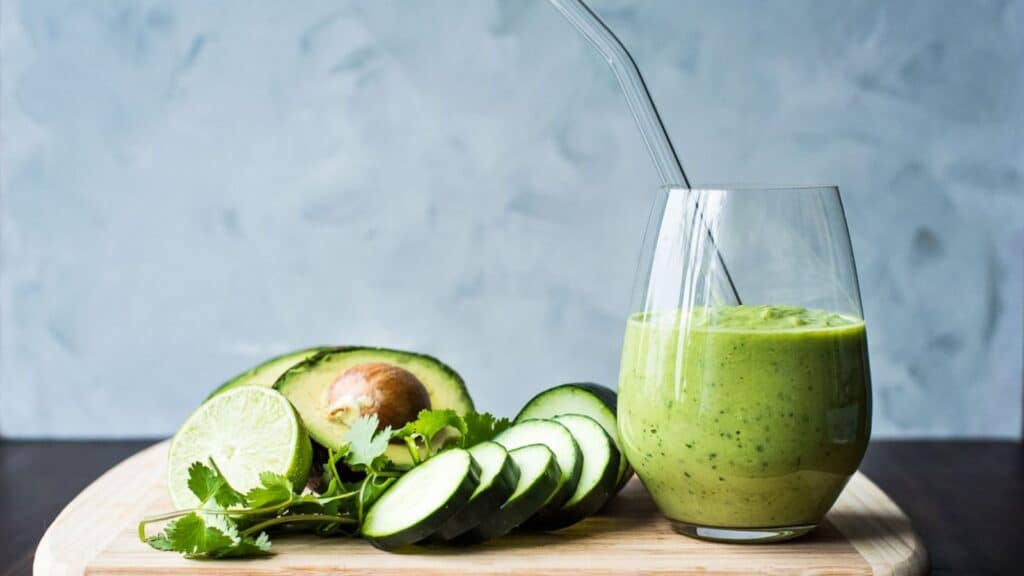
[168,387,312,509]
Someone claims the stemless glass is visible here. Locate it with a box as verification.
[618,186,871,543]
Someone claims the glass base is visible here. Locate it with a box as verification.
[670,520,817,543]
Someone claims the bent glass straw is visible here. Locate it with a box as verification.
[547,0,742,304]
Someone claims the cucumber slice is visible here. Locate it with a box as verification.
[167,387,312,509]
[362,448,480,550]
[528,414,620,530]
[493,419,581,512]
[458,444,562,542]
[515,382,632,490]
[434,442,519,541]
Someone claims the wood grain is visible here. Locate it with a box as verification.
[34,441,927,575]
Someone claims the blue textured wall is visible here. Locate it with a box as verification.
[2,0,1021,437]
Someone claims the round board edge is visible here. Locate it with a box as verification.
[34,440,170,576]
[33,441,927,575]
[830,471,930,575]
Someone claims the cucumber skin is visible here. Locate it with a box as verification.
[569,382,619,412]
[363,452,481,550]
[515,382,619,421]
[494,420,582,513]
[576,383,635,494]
[525,416,621,531]
[434,450,520,541]
[516,382,635,493]
[456,448,562,543]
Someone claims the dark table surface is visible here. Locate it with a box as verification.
[2,440,1021,576]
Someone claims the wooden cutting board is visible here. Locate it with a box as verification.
[35,440,927,575]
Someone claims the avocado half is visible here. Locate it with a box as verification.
[274,347,474,467]
[207,346,329,401]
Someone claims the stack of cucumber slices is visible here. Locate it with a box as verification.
[162,346,631,554]
[361,382,629,548]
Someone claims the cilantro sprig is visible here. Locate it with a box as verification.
[460,410,512,447]
[141,410,508,558]
[394,408,512,464]
[138,461,359,558]
[394,409,465,464]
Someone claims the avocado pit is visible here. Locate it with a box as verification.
[325,362,431,430]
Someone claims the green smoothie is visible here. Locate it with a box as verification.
[618,305,870,530]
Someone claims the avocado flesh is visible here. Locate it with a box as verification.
[274,347,474,466]
[207,346,328,400]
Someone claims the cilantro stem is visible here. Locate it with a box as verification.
[402,436,421,464]
[316,490,361,503]
[137,499,301,542]
[356,477,369,525]
[239,514,357,537]
[145,501,295,522]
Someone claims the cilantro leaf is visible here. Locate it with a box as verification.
[145,534,174,551]
[460,411,512,447]
[151,512,272,559]
[164,513,235,557]
[204,516,271,559]
[186,461,245,508]
[203,512,242,540]
[394,409,467,460]
[396,409,465,441]
[341,415,391,471]
[213,532,272,558]
[245,472,295,509]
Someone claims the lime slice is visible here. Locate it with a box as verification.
[167,387,312,509]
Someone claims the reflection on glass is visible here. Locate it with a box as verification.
[618,186,871,543]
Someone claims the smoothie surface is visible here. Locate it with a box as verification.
[689,304,862,331]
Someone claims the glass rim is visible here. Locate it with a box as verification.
[662,183,839,193]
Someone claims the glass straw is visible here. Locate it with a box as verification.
[547,0,742,303]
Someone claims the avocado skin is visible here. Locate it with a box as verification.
[273,346,474,466]
[278,346,472,411]
[206,346,330,401]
